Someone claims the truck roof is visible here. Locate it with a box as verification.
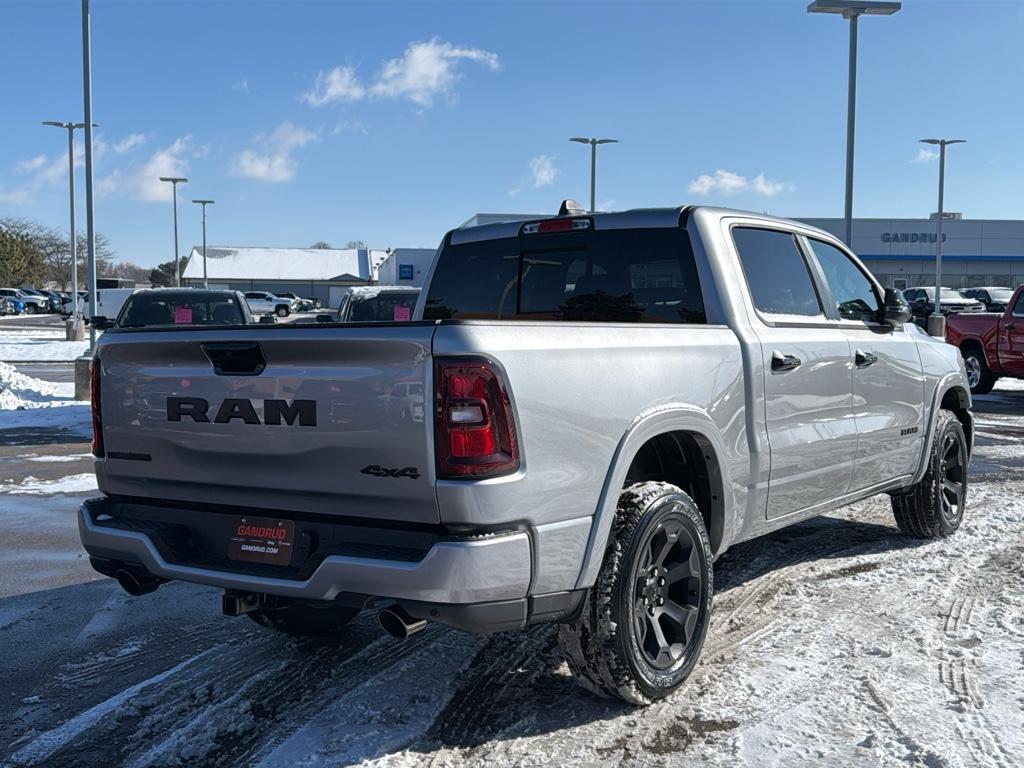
[449,205,837,246]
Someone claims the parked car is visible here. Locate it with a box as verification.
[243,291,294,317]
[84,288,136,325]
[275,292,319,312]
[0,288,47,314]
[335,286,421,322]
[901,287,985,325]
[80,204,972,705]
[946,284,1024,394]
[0,296,19,315]
[18,287,61,313]
[101,289,254,330]
[959,286,1016,313]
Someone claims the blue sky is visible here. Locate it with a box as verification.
[1,0,1022,267]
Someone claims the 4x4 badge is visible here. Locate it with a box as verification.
[361,465,420,480]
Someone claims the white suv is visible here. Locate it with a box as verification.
[0,288,48,314]
[243,291,294,317]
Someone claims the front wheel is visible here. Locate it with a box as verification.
[961,347,996,395]
[559,481,713,705]
[890,410,968,539]
[275,305,290,317]
[24,303,36,315]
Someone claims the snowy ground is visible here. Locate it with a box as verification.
[1,384,1023,767]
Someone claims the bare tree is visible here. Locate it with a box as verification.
[345,239,367,249]
[309,240,331,249]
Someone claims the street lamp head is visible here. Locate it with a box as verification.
[569,137,591,144]
[159,176,188,183]
[808,1,901,16]
[192,199,215,205]
[42,121,65,128]
[920,138,966,146]
[595,139,619,145]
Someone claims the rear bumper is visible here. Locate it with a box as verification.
[78,497,531,605]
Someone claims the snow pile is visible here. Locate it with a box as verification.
[0,361,66,410]
[0,473,97,495]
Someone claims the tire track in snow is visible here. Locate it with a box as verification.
[4,648,217,767]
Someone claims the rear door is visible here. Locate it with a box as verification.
[803,237,925,489]
[997,290,1024,375]
[96,324,440,523]
[731,226,857,519]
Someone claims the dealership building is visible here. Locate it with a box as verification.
[463,212,1024,291]
[181,245,436,307]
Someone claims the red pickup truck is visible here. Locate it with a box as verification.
[946,284,1024,394]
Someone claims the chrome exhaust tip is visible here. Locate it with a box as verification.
[378,605,427,639]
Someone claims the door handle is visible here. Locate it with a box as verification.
[771,350,802,373]
[855,349,878,368]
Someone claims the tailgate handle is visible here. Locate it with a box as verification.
[202,342,266,376]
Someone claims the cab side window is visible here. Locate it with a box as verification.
[733,227,823,318]
[1013,291,1024,317]
[807,239,881,323]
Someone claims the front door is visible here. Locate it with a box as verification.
[731,226,858,519]
[803,237,925,489]
[997,291,1024,376]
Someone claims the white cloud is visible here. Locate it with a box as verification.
[912,147,939,164]
[0,188,33,205]
[229,122,319,182]
[303,66,365,106]
[687,169,793,197]
[529,155,557,188]
[303,38,500,109]
[371,39,499,106]
[331,119,369,136]
[113,133,145,154]
[136,136,192,201]
[16,155,47,174]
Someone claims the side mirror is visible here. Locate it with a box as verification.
[258,314,277,325]
[92,316,113,330]
[315,313,333,323]
[882,288,912,325]
[911,296,927,309]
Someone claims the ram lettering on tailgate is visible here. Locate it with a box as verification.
[167,397,316,426]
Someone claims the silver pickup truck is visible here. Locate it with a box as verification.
[80,205,972,704]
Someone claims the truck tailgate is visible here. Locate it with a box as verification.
[95,324,439,524]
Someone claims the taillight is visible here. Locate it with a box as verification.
[434,359,518,479]
[91,357,104,457]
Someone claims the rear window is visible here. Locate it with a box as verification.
[423,227,705,323]
[345,291,420,322]
[117,293,244,328]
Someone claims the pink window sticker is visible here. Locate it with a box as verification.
[173,306,193,324]
[393,304,411,321]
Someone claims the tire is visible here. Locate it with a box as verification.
[890,410,968,539]
[246,600,360,636]
[25,303,36,315]
[961,346,996,395]
[275,305,290,318]
[558,481,713,705]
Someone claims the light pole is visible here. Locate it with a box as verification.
[42,120,95,327]
[159,176,188,286]
[569,137,618,213]
[808,1,901,247]
[81,0,100,354]
[920,138,965,337]
[192,199,214,289]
